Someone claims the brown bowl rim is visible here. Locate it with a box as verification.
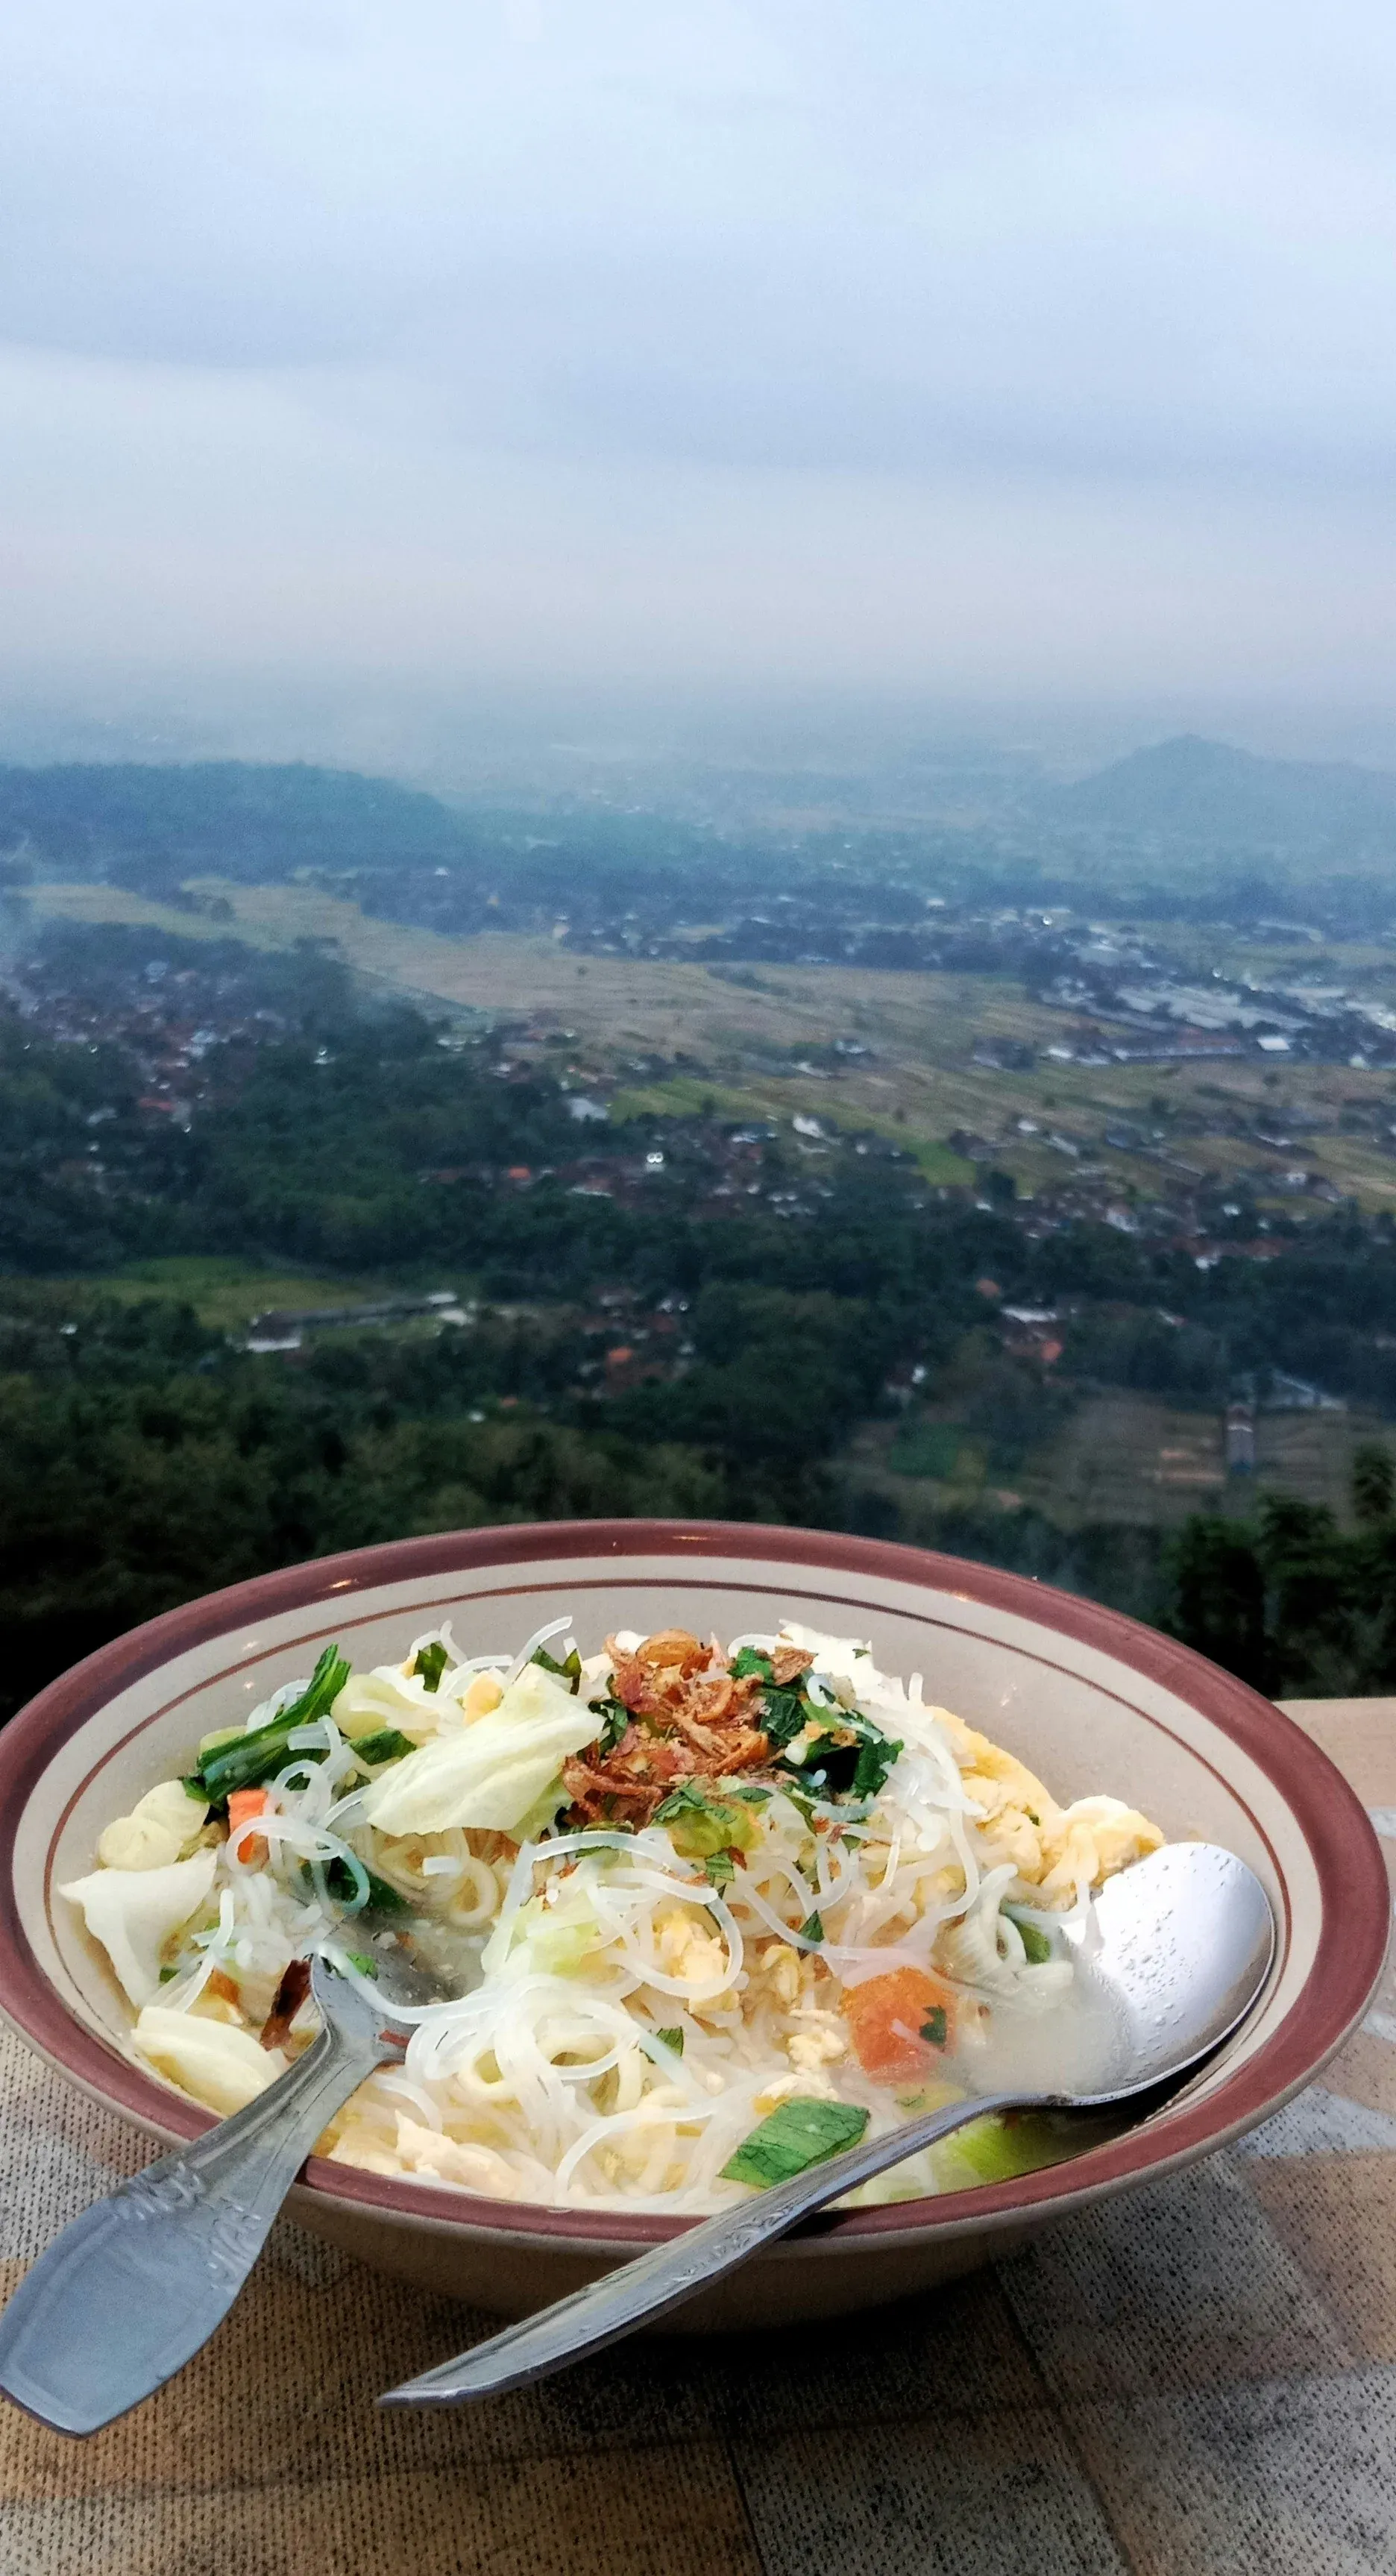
[0,1517,1386,2247]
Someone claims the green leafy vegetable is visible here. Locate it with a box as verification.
[321,1855,409,1917]
[532,1644,582,1693]
[852,1730,902,1800]
[799,1911,825,1944]
[412,1642,450,1692]
[773,1706,902,1803]
[352,1727,417,1768]
[194,1647,351,1803]
[1003,1906,1053,1966]
[919,2005,949,2047]
[758,1685,808,1748]
[654,2026,685,2056]
[704,1848,738,1889]
[344,1951,379,1978]
[158,1964,177,1984]
[722,2097,870,2188]
[729,1648,773,1680]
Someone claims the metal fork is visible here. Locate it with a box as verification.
[0,1941,450,2436]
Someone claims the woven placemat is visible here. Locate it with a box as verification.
[1,1700,1392,2576]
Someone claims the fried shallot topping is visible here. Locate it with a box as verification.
[564,1627,788,1826]
[261,1955,312,2052]
[766,1644,815,1686]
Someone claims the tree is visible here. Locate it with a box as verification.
[1166,1518,1272,1694]
[1352,1442,1395,1525]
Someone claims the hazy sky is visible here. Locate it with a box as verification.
[3,2,1395,744]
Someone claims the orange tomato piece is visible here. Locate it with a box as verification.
[227,1785,271,1867]
[842,1967,957,2082]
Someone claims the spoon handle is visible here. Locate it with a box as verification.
[380,2088,1033,2407]
[0,1982,400,2437]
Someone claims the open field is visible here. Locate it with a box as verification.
[27,876,1396,1210]
[846,1394,1392,1531]
[0,1257,421,1333]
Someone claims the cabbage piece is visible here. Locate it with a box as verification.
[928,2110,1076,2193]
[96,1779,210,1873]
[330,1665,463,1744]
[132,2005,288,2114]
[653,1781,762,1862]
[498,1890,603,1977]
[60,1847,218,2008]
[510,1777,573,1844]
[361,1662,599,1835]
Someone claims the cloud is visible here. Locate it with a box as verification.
[2,1,1395,711]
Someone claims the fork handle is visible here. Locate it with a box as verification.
[0,2007,399,2436]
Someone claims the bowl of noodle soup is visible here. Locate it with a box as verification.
[0,1519,1385,2330]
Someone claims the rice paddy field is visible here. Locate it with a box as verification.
[25,873,1396,1213]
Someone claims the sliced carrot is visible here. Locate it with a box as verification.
[227,1785,271,1867]
[841,1966,957,2082]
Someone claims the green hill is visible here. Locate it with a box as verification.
[1045,734,1396,858]
[0,760,473,893]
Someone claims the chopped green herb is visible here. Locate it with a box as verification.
[653,1779,711,1816]
[158,1964,178,1984]
[593,1698,629,1756]
[799,1911,825,1944]
[1025,1809,1041,1828]
[729,1647,774,1680]
[727,1782,770,1804]
[704,1847,738,1889]
[654,2026,685,2056]
[194,1647,350,1803]
[532,1644,583,1693]
[1004,1906,1053,1966]
[412,1642,450,1692]
[352,1727,417,1768]
[344,1952,379,1978]
[919,2006,949,2048]
[722,2097,870,2189]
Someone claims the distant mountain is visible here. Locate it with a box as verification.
[0,760,473,892]
[1044,735,1396,854]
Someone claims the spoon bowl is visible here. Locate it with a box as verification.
[1069,1841,1277,2097]
[380,1841,1276,2407]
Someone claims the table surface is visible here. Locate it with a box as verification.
[1,1695,1394,2576]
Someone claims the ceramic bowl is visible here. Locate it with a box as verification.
[0,1519,1386,2331]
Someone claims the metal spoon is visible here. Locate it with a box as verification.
[380,1842,1274,2408]
[0,1939,453,2437]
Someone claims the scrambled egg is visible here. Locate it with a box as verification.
[655,1906,727,1988]
[931,1707,1163,1908]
